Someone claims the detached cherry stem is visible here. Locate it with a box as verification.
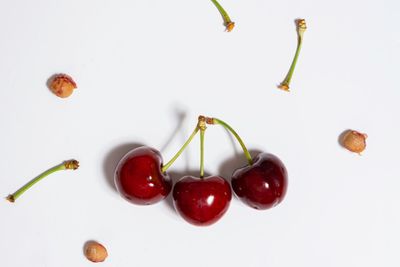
[211,0,235,32]
[6,160,79,203]
[278,19,307,91]
[207,117,253,166]
[161,122,201,173]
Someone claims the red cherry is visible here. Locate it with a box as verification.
[231,153,288,210]
[173,175,232,226]
[114,146,172,205]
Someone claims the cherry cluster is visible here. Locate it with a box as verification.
[114,116,288,226]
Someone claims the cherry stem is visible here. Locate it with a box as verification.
[211,0,235,32]
[198,117,207,178]
[278,19,307,91]
[209,117,253,165]
[6,160,79,203]
[161,124,200,173]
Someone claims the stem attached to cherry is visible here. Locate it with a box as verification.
[206,117,253,165]
[162,120,202,173]
[161,115,252,175]
[211,0,235,32]
[198,116,207,178]
[278,19,307,91]
[6,160,79,203]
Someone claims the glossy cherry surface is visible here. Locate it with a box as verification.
[173,175,232,226]
[231,153,288,210]
[114,146,172,205]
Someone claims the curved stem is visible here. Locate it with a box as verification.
[212,118,253,165]
[278,19,307,91]
[280,38,302,87]
[6,160,79,203]
[161,126,200,173]
[211,0,235,32]
[200,127,205,178]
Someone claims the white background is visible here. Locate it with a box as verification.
[0,0,399,266]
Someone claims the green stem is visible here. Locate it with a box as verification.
[161,126,200,173]
[212,118,253,165]
[211,0,235,31]
[281,37,303,86]
[200,127,205,178]
[6,160,79,203]
[278,19,307,91]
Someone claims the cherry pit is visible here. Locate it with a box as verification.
[114,116,288,226]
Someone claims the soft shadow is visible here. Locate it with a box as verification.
[102,142,145,193]
[338,129,351,147]
[159,109,187,153]
[46,74,57,90]
[222,127,239,156]
[159,108,192,170]
[164,169,211,214]
[218,149,263,183]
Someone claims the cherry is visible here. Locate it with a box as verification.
[113,118,202,206]
[114,146,172,205]
[231,153,288,210]
[112,115,288,223]
[202,117,288,210]
[172,116,232,226]
[173,175,232,226]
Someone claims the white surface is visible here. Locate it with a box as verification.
[1,0,399,266]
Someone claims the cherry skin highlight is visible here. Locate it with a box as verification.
[114,146,172,205]
[173,175,232,226]
[231,153,288,210]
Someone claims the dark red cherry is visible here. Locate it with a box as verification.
[114,146,172,205]
[231,153,288,210]
[173,176,232,226]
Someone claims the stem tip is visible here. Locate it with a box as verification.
[296,19,307,34]
[6,195,15,203]
[198,116,207,131]
[64,160,79,170]
[278,83,290,92]
[225,22,235,32]
[205,116,215,125]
